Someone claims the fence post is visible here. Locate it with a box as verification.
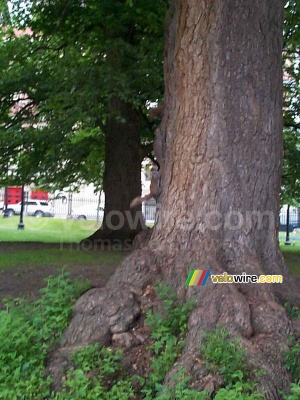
[67,193,73,219]
[17,185,25,230]
[284,204,291,245]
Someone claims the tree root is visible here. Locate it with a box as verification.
[47,248,299,398]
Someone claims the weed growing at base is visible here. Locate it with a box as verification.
[200,325,263,399]
[285,338,300,384]
[140,283,200,399]
[284,303,300,384]
[0,280,299,399]
[0,272,90,400]
[52,345,135,400]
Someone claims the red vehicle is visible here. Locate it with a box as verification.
[1,187,50,212]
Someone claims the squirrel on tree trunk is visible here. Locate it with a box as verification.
[130,105,165,208]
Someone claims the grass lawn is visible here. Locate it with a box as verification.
[279,232,300,276]
[0,217,299,278]
[0,216,100,243]
[0,244,127,270]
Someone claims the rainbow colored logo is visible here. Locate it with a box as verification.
[185,270,211,286]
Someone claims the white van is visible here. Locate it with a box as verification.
[4,200,54,217]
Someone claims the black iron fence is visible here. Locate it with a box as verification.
[279,207,300,231]
[51,195,101,219]
[2,189,298,228]
[0,190,157,221]
[52,196,157,222]
[143,200,157,222]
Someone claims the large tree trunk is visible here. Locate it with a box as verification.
[83,99,145,245]
[49,1,300,398]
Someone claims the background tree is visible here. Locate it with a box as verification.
[281,129,300,206]
[48,0,300,398]
[1,0,299,242]
[0,0,167,241]
[282,0,300,205]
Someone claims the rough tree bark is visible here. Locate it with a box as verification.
[83,99,145,245]
[49,0,300,398]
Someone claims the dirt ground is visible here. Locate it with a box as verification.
[1,242,299,302]
[0,242,121,302]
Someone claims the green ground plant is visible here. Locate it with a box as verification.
[52,283,200,400]
[53,345,135,400]
[284,302,300,319]
[285,338,300,383]
[284,302,300,384]
[152,369,208,400]
[140,283,197,399]
[284,302,300,388]
[200,325,264,399]
[0,272,89,400]
[284,382,300,400]
[0,279,299,399]
[200,324,300,400]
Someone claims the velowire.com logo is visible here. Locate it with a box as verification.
[186,270,283,286]
[185,270,211,286]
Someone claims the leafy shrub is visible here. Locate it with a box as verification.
[213,381,263,400]
[284,302,300,319]
[55,283,202,400]
[200,325,263,399]
[1,278,297,400]
[153,369,208,400]
[285,338,300,382]
[283,382,300,400]
[53,345,134,400]
[140,283,196,398]
[0,272,89,400]
[200,325,249,384]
